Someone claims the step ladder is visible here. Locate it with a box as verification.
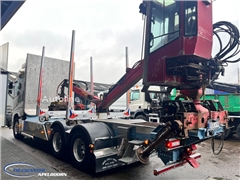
[118,139,143,164]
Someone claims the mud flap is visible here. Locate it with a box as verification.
[186,156,199,168]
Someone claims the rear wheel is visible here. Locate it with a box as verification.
[136,115,146,121]
[13,117,24,140]
[70,132,94,171]
[223,128,232,139]
[50,127,66,159]
[236,124,240,139]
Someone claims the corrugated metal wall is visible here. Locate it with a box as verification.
[0,42,9,69]
[24,54,69,115]
[0,42,9,126]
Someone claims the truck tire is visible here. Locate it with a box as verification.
[136,115,146,121]
[236,124,240,139]
[50,127,66,159]
[13,117,24,140]
[70,132,94,171]
[223,128,232,139]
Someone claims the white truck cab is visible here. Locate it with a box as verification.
[98,84,171,121]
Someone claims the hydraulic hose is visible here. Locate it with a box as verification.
[213,21,240,63]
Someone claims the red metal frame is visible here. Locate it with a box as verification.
[153,153,201,176]
[144,1,213,87]
[97,60,144,111]
[72,86,100,103]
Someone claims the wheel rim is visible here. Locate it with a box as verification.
[73,138,86,162]
[52,132,62,152]
[14,121,19,135]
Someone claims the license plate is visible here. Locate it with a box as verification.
[208,121,219,129]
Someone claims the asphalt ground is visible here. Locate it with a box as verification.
[0,128,75,180]
[1,127,240,180]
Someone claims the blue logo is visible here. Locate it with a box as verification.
[4,162,45,178]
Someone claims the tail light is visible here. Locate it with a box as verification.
[166,139,180,149]
[191,144,197,150]
[184,144,197,156]
[185,147,192,155]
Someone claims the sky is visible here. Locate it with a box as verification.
[1,0,240,85]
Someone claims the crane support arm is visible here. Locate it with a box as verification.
[58,79,100,103]
[97,60,144,111]
[72,86,100,102]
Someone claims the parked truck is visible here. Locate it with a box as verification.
[7,0,240,176]
[98,85,160,119]
[124,85,169,121]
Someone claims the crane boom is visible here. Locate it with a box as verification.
[97,60,144,111]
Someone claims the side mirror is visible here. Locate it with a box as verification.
[8,82,13,89]
[139,2,147,15]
